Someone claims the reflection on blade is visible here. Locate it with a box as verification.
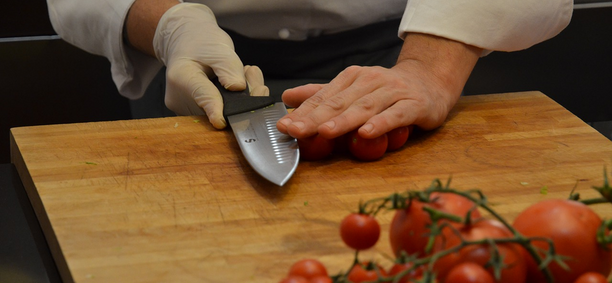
[227,103,299,186]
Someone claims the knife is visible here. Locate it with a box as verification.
[216,80,299,186]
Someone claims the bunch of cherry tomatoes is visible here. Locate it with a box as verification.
[279,173,612,283]
[297,126,414,161]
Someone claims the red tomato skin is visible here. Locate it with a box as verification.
[279,275,310,283]
[309,276,333,283]
[348,130,388,161]
[431,219,527,283]
[444,262,495,283]
[389,192,482,258]
[288,259,328,280]
[573,272,608,283]
[340,213,381,250]
[297,134,335,161]
[347,262,388,283]
[388,262,424,283]
[513,199,612,283]
[387,126,410,151]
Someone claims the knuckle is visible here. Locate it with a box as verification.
[323,96,347,111]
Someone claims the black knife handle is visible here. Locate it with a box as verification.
[214,79,276,119]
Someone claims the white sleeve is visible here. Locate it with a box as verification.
[46,0,163,99]
[398,0,573,54]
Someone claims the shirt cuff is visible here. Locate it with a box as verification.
[397,0,573,55]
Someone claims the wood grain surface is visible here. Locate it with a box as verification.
[10,91,612,283]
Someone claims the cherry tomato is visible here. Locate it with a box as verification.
[388,261,424,283]
[297,134,335,161]
[431,219,526,283]
[288,259,328,280]
[340,213,380,250]
[513,199,612,283]
[573,272,609,283]
[387,126,410,151]
[389,192,482,258]
[347,262,388,283]
[444,262,495,283]
[279,275,309,283]
[348,130,388,161]
[309,276,333,283]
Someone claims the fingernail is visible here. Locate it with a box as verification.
[323,120,336,130]
[361,123,374,134]
[279,118,292,127]
[291,121,305,131]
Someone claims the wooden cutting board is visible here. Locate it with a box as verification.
[10,91,612,283]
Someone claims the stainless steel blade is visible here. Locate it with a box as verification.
[227,102,299,186]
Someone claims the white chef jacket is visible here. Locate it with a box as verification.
[46,0,573,100]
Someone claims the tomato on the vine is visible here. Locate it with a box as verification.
[309,276,333,283]
[389,192,482,258]
[387,126,410,151]
[513,199,612,283]
[573,272,609,283]
[340,213,380,250]
[387,261,424,283]
[297,134,335,161]
[279,275,309,283]
[288,258,328,280]
[431,219,526,283]
[347,262,388,283]
[347,130,388,161]
[445,262,495,283]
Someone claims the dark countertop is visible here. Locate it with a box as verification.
[0,164,61,283]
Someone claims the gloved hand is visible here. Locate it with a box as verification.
[153,3,269,129]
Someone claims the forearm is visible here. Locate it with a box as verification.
[394,33,482,108]
[125,0,180,57]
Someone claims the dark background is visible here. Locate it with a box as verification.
[1,1,612,165]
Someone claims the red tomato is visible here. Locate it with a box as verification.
[387,126,410,151]
[388,262,424,283]
[279,275,309,283]
[389,192,482,258]
[309,276,333,283]
[347,262,388,283]
[573,272,609,283]
[340,213,380,250]
[347,130,388,161]
[444,262,495,283]
[431,219,526,283]
[513,199,612,283]
[297,134,335,161]
[288,259,328,280]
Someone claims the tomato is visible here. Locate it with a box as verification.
[309,276,333,283]
[347,262,388,283]
[388,262,424,283]
[279,275,309,283]
[573,272,609,283]
[387,126,410,151]
[340,213,380,250]
[288,259,328,280]
[389,192,482,258]
[444,262,495,283]
[431,219,526,283]
[348,130,388,161]
[297,134,335,161]
[513,199,612,283]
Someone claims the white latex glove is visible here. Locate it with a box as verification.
[153,3,269,129]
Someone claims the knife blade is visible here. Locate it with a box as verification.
[216,80,299,186]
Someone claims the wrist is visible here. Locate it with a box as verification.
[394,33,482,105]
[125,0,180,57]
